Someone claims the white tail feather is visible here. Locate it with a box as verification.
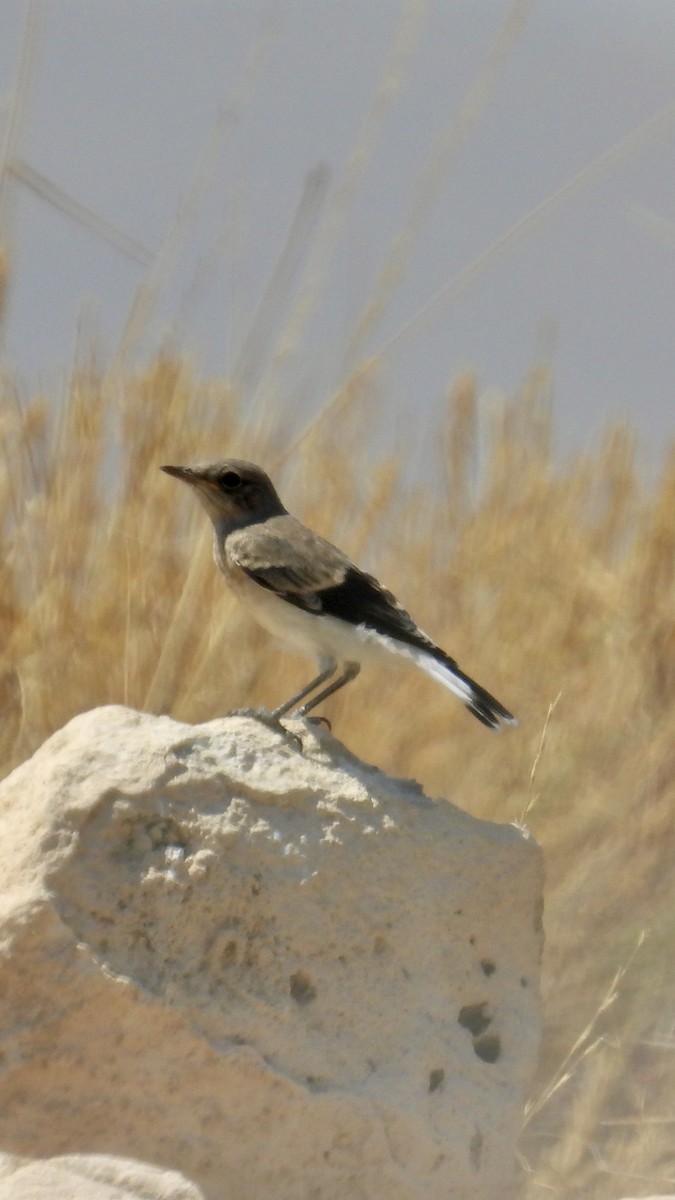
[407,645,516,730]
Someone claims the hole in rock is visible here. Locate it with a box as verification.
[473,1034,501,1064]
[289,971,317,1005]
[220,940,238,966]
[458,1002,491,1037]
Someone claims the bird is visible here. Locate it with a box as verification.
[161,458,516,730]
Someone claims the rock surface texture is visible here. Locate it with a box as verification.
[0,706,543,1200]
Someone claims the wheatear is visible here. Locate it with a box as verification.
[161,459,516,729]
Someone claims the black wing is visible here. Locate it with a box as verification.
[304,566,442,655]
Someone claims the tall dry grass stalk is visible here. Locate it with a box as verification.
[2,354,675,1194]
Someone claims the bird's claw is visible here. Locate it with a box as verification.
[302,714,332,731]
[227,706,331,748]
[228,706,282,730]
[228,707,307,750]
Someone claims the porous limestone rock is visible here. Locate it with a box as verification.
[0,706,543,1200]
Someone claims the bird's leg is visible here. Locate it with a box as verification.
[295,662,360,716]
[270,663,337,719]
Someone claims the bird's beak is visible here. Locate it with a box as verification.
[161,464,220,491]
[161,464,194,482]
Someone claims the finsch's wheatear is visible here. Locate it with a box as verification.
[161,459,516,729]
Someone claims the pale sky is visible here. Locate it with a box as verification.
[2,1,675,472]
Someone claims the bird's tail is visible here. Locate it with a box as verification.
[412,647,516,730]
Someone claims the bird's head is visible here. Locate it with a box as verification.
[161,459,285,526]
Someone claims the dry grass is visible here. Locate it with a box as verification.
[2,351,675,1195]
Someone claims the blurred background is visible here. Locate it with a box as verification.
[2,3,675,1197]
[2,0,675,469]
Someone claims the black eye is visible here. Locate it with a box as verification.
[220,471,242,490]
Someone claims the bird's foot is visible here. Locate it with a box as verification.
[228,706,282,729]
[228,706,308,749]
[228,706,331,749]
[299,713,332,731]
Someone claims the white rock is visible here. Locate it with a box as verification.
[0,1152,204,1199]
[0,706,543,1200]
